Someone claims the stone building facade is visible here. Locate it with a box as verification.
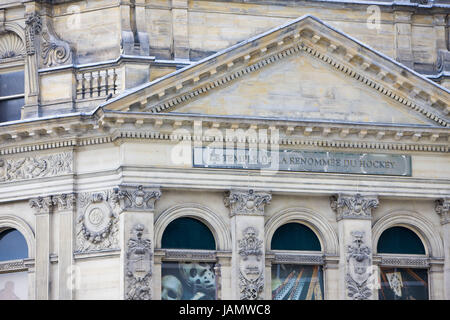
[0,0,449,300]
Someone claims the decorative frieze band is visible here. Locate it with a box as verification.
[330,193,379,221]
[115,185,161,212]
[273,254,324,265]
[435,198,450,225]
[0,151,73,183]
[378,256,429,268]
[163,249,216,261]
[0,259,26,273]
[224,189,271,216]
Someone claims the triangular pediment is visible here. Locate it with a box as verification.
[101,15,450,127]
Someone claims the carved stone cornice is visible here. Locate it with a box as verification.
[435,198,450,225]
[52,193,75,211]
[29,196,53,215]
[330,193,379,221]
[115,185,161,212]
[224,189,271,216]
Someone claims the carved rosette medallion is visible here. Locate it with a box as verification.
[75,190,120,252]
[224,189,271,216]
[345,231,372,300]
[238,227,264,300]
[126,224,152,300]
[435,198,450,225]
[115,185,161,212]
[330,193,379,221]
[0,152,73,183]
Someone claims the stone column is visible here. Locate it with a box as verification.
[394,11,414,69]
[29,196,53,300]
[224,189,271,300]
[116,185,161,300]
[330,193,379,300]
[435,198,450,300]
[53,193,75,300]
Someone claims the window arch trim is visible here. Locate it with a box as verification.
[154,203,231,251]
[0,215,34,259]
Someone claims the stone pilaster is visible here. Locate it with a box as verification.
[29,196,53,300]
[435,198,450,299]
[116,184,161,300]
[52,193,75,300]
[224,189,271,300]
[330,193,379,300]
[394,11,414,69]
[172,0,189,60]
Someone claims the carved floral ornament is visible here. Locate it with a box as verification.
[0,152,73,183]
[113,185,161,212]
[330,193,379,221]
[28,193,75,214]
[24,12,42,56]
[238,227,264,300]
[224,189,271,216]
[41,20,72,68]
[126,224,153,300]
[346,231,373,300]
[435,198,450,225]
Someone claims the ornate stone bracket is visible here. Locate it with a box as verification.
[330,193,379,221]
[114,185,161,212]
[125,224,152,300]
[435,198,450,225]
[224,189,271,216]
[345,231,372,300]
[40,19,73,68]
[238,227,264,300]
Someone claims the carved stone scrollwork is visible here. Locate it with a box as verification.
[0,152,73,183]
[75,189,120,252]
[115,185,161,212]
[52,193,75,211]
[224,189,271,216]
[40,20,72,67]
[29,196,53,215]
[25,12,42,56]
[435,198,450,225]
[238,227,264,300]
[330,193,379,221]
[345,231,372,300]
[126,224,152,300]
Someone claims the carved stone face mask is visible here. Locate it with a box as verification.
[161,275,183,300]
[179,262,216,292]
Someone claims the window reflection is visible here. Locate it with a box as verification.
[378,267,428,300]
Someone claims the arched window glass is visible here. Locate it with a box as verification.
[161,217,217,300]
[271,223,321,251]
[270,223,324,300]
[0,229,28,261]
[377,226,428,300]
[377,226,425,255]
[0,228,29,300]
[162,217,216,250]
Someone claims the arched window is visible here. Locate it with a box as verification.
[162,217,216,250]
[0,228,29,300]
[377,226,428,300]
[160,217,218,300]
[270,222,324,300]
[0,31,26,123]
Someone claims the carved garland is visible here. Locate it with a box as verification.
[75,189,120,253]
[25,12,42,56]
